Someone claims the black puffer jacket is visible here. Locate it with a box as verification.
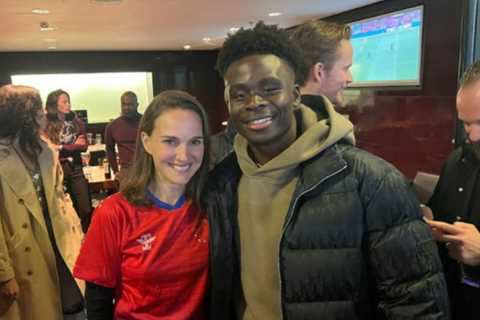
[205,142,450,319]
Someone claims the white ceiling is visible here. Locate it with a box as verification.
[1,0,382,52]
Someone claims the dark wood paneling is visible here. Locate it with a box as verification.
[0,50,227,135]
[327,0,463,178]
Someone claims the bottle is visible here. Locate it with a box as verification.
[103,159,111,180]
[87,133,93,145]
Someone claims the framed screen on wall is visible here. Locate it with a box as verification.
[348,5,424,87]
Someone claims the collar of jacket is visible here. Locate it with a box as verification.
[212,142,349,195]
[0,139,55,232]
[294,143,349,195]
[461,144,480,165]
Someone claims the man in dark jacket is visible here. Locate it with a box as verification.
[209,119,236,170]
[207,21,449,320]
[425,60,480,319]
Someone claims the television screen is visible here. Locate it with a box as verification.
[348,5,423,87]
[11,72,154,123]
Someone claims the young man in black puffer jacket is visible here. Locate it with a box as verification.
[204,21,449,320]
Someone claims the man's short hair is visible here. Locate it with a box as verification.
[290,20,351,86]
[460,60,480,89]
[216,21,302,78]
[122,91,138,101]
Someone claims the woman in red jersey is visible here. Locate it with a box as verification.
[74,90,211,320]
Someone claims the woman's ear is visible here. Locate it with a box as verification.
[141,131,151,155]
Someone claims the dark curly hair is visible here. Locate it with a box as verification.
[0,85,43,161]
[216,21,302,78]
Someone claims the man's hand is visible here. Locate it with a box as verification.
[0,278,19,300]
[425,219,480,266]
[420,204,434,220]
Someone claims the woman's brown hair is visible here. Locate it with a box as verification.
[44,89,78,144]
[0,85,43,162]
[120,90,210,210]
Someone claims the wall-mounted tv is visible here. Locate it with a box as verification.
[348,5,424,87]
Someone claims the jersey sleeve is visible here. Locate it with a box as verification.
[73,197,123,288]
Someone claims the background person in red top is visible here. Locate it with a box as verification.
[104,91,142,181]
[73,90,211,320]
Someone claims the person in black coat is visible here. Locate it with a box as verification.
[426,60,480,320]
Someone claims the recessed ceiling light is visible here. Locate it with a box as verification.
[92,0,123,3]
[229,27,240,33]
[40,21,55,31]
[183,45,191,50]
[221,121,228,126]
[268,12,282,17]
[47,46,57,50]
[203,37,211,42]
[32,8,50,14]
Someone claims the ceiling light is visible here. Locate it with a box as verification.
[32,8,50,14]
[268,12,282,17]
[47,46,57,50]
[183,45,191,50]
[203,37,211,42]
[221,121,228,126]
[93,0,123,3]
[40,21,55,31]
[229,27,240,33]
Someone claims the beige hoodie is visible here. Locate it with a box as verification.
[235,98,354,320]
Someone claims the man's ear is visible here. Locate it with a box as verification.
[293,85,301,107]
[291,85,302,110]
[312,62,326,83]
[223,84,232,112]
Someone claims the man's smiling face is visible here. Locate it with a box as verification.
[224,54,298,152]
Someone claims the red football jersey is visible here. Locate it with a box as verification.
[74,193,209,320]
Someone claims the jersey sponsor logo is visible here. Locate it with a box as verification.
[137,233,156,251]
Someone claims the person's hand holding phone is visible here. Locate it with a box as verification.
[425,218,480,266]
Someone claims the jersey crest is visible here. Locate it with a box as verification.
[137,233,156,251]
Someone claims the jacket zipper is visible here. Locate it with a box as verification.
[277,163,348,319]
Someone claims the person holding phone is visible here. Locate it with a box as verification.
[425,60,480,319]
